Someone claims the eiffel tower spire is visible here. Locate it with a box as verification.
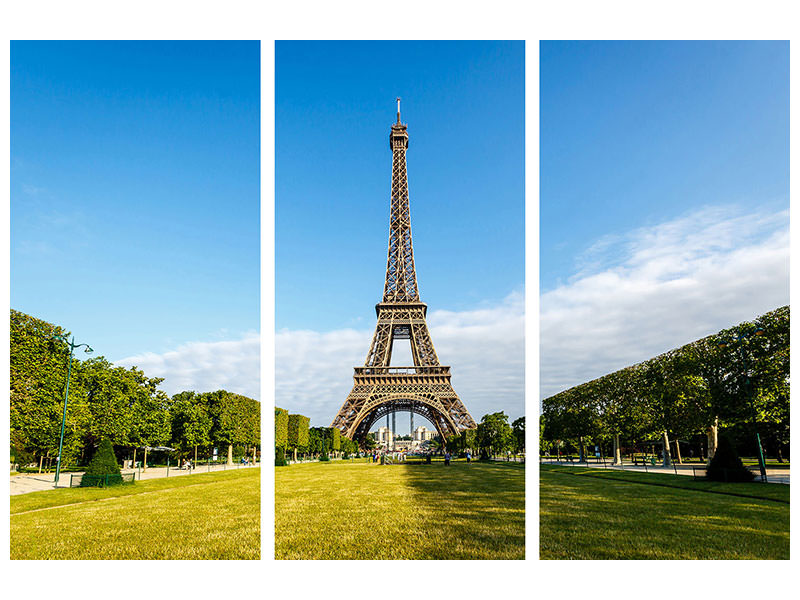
[331,102,476,443]
[383,97,418,303]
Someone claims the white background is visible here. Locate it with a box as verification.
[2,1,797,598]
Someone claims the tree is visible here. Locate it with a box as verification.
[170,391,212,463]
[511,417,525,455]
[207,391,259,465]
[477,412,513,458]
[275,408,289,458]
[287,414,310,461]
[10,310,88,468]
[82,438,121,486]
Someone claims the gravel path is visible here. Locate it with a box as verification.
[10,462,260,495]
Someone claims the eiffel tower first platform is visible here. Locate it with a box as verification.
[331,100,477,443]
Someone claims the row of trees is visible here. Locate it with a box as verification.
[445,412,525,458]
[276,406,524,462]
[10,309,260,469]
[541,306,789,465]
[275,407,360,461]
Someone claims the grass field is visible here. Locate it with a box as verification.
[11,468,260,560]
[540,464,789,560]
[275,460,525,560]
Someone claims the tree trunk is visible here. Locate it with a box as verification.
[613,434,622,465]
[673,439,682,464]
[132,447,137,469]
[776,446,784,463]
[661,431,672,467]
[195,445,198,465]
[227,443,233,465]
[253,445,257,464]
[706,420,718,464]
[143,447,148,472]
[38,455,43,474]
[578,436,585,462]
[293,447,297,462]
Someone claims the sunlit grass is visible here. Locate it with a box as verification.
[11,468,260,560]
[540,465,789,560]
[275,460,524,559]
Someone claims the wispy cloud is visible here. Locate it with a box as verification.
[117,332,260,400]
[541,205,789,400]
[276,291,525,428]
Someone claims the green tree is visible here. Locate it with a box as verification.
[82,438,121,484]
[477,412,513,459]
[169,391,212,464]
[511,416,525,455]
[287,414,310,461]
[275,407,289,458]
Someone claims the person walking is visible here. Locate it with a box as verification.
[466,450,472,464]
[444,451,451,466]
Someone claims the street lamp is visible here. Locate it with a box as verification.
[51,333,93,487]
[717,327,767,483]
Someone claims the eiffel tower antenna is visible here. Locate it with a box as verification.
[332,102,477,444]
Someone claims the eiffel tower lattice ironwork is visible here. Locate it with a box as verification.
[332,100,477,443]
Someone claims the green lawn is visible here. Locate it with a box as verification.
[540,464,789,559]
[275,460,525,559]
[11,468,260,560]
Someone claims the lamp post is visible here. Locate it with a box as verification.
[718,327,767,483]
[52,333,93,487]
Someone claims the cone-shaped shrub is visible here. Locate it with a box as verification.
[84,439,121,477]
[706,435,755,482]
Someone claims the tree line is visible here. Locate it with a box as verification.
[276,406,524,462]
[10,309,260,469]
[540,306,789,465]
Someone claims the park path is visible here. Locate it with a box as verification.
[539,458,790,484]
[9,462,260,496]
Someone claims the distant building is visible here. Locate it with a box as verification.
[373,426,394,448]
[413,426,436,441]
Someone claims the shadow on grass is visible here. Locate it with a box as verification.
[401,461,525,560]
[540,469,789,560]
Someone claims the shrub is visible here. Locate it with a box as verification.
[319,454,330,462]
[84,439,121,477]
[706,435,756,482]
[275,455,288,467]
[80,439,123,487]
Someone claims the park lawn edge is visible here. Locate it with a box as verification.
[11,467,260,514]
[539,463,789,503]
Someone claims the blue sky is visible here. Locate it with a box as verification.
[275,41,525,431]
[540,41,789,399]
[11,41,260,399]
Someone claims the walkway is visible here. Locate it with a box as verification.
[539,458,790,484]
[10,462,260,496]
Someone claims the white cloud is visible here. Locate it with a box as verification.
[541,205,789,400]
[116,332,260,400]
[276,291,525,429]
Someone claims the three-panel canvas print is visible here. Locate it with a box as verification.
[8,39,789,565]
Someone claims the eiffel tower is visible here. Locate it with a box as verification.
[332,100,476,443]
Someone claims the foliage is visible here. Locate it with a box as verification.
[541,307,790,461]
[10,310,260,467]
[275,408,289,451]
[477,411,513,455]
[511,417,525,453]
[287,414,310,451]
[83,439,121,477]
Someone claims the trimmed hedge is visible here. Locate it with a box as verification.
[707,436,756,482]
[275,407,289,450]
